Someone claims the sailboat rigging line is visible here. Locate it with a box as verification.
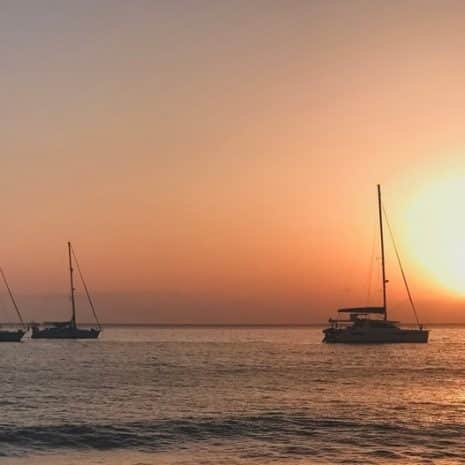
[381,205,422,329]
[0,268,25,328]
[70,246,102,330]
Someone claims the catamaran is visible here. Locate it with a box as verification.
[31,242,101,339]
[323,185,429,343]
[0,268,27,342]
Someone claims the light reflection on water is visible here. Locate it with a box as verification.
[1,326,465,464]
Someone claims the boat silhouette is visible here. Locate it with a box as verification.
[31,242,101,339]
[323,185,429,343]
[0,268,26,342]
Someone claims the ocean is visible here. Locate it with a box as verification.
[1,326,464,464]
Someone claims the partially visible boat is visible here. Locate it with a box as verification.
[31,242,101,339]
[0,268,26,342]
[323,185,429,344]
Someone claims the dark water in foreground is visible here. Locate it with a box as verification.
[2,326,465,464]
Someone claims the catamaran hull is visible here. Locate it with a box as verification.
[31,328,100,339]
[0,330,25,342]
[323,328,429,344]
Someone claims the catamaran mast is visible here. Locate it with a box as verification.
[68,241,77,329]
[377,184,387,320]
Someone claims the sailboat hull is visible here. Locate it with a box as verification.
[323,326,429,344]
[31,327,100,339]
[0,330,25,342]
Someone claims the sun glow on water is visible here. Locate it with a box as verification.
[402,172,465,296]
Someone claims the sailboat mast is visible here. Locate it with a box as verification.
[377,185,387,320]
[0,268,25,329]
[68,242,77,328]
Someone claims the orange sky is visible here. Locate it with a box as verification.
[2,1,465,323]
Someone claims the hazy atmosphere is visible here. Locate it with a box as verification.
[3,1,465,323]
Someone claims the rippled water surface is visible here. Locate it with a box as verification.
[2,326,465,464]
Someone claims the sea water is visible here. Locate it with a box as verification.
[1,326,464,464]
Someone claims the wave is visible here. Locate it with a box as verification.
[1,412,465,459]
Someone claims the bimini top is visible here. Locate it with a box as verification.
[338,306,385,314]
[43,321,72,328]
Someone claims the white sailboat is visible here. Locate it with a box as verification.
[323,185,429,343]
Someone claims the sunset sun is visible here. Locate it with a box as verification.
[402,173,465,296]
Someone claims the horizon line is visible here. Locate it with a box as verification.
[3,322,465,327]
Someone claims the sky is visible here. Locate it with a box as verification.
[2,0,465,324]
